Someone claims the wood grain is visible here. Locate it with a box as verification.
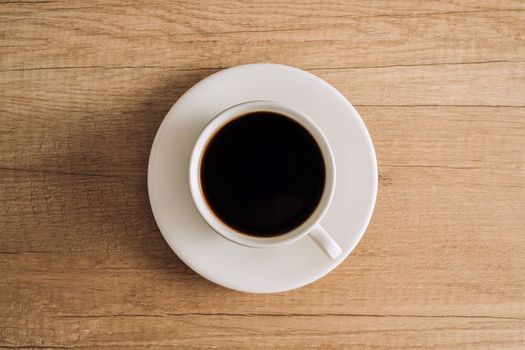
[2,315,524,349]
[1,1,524,349]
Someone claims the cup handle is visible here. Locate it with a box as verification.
[308,224,342,259]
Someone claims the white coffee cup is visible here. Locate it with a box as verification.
[189,101,342,259]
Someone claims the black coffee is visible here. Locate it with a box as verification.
[200,111,325,237]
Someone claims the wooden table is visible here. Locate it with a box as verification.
[1,1,524,348]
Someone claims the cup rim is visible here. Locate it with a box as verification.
[188,100,336,248]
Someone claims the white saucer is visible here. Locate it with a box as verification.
[148,64,377,293]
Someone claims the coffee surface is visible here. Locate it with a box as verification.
[200,111,325,237]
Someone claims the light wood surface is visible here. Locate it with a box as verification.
[1,1,524,349]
